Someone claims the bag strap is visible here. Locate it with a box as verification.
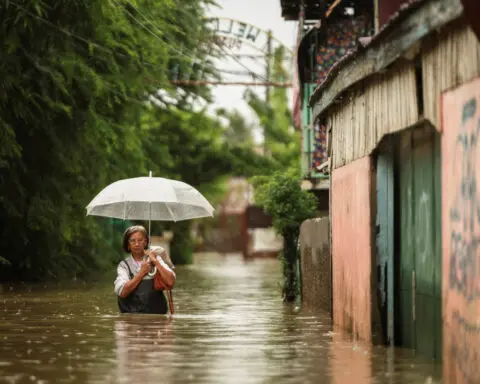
[122,259,134,279]
[166,290,175,315]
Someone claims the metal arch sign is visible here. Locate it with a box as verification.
[206,17,293,56]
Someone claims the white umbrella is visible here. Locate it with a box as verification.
[86,172,214,309]
[86,172,215,236]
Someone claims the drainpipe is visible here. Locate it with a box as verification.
[296,0,306,305]
[297,1,305,44]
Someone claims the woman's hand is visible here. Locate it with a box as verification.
[146,248,175,289]
[145,249,158,263]
[139,259,152,276]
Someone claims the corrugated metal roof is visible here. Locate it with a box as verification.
[308,0,464,120]
[280,0,325,21]
[280,0,372,20]
[309,0,426,105]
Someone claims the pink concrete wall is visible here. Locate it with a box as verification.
[331,156,373,342]
[441,77,480,383]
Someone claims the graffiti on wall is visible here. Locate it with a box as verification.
[442,78,480,384]
[449,311,480,381]
[449,97,480,302]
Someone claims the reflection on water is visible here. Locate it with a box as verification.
[0,253,441,383]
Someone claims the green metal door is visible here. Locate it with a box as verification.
[397,131,415,349]
[396,127,442,359]
[376,152,395,345]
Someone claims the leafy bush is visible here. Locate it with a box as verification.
[252,169,317,301]
[0,0,224,281]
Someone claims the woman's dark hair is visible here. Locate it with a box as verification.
[122,225,149,253]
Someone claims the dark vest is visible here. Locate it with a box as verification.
[117,259,168,314]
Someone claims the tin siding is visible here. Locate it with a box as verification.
[422,23,480,129]
[329,63,418,170]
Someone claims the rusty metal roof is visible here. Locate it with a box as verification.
[280,0,325,21]
[309,0,463,117]
[309,0,425,101]
[280,0,372,21]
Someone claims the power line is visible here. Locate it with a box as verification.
[171,80,292,87]
[8,1,284,87]
[9,1,112,55]
[7,1,242,80]
[111,0,272,82]
[217,68,259,76]
[215,44,269,82]
[110,0,213,77]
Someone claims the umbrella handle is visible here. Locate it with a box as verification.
[148,266,156,277]
[144,255,157,277]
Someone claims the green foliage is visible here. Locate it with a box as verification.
[169,221,194,265]
[0,0,240,281]
[216,107,255,146]
[244,46,300,169]
[0,0,288,282]
[251,169,317,301]
[252,170,317,237]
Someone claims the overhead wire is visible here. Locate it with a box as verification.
[8,2,181,107]
[110,0,269,82]
[110,0,225,81]
[215,44,269,82]
[8,0,278,87]
[7,0,247,82]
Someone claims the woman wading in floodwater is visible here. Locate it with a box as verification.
[114,225,176,314]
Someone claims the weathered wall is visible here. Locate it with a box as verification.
[441,77,480,383]
[329,62,418,169]
[423,22,480,129]
[300,217,331,313]
[331,156,374,341]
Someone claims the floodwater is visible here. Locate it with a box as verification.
[0,253,441,384]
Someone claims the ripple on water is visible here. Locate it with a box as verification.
[0,253,442,384]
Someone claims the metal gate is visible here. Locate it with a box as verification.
[396,126,442,359]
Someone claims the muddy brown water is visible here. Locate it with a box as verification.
[0,253,441,383]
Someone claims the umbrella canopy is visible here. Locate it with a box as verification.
[86,176,214,222]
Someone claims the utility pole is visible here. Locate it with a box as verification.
[264,30,272,155]
[265,30,272,103]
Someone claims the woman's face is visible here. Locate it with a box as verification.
[128,231,147,255]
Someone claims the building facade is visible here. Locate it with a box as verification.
[286,0,480,382]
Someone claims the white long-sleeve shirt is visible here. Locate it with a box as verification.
[114,253,175,297]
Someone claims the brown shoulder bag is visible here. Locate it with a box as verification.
[152,248,175,314]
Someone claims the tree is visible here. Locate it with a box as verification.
[0,0,217,280]
[252,170,317,301]
[139,104,275,263]
[244,46,300,169]
[216,107,255,146]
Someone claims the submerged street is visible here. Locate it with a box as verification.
[1,253,441,384]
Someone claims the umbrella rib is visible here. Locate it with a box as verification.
[86,177,214,222]
[165,203,176,222]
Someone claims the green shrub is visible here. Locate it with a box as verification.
[251,169,317,301]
